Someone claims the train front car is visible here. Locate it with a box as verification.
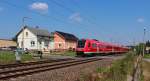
[76,39,86,56]
[76,39,99,56]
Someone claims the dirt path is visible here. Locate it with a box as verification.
[142,59,150,81]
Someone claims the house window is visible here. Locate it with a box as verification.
[44,42,48,47]
[59,44,61,48]
[26,32,28,37]
[31,41,35,47]
[39,41,42,44]
[21,41,23,47]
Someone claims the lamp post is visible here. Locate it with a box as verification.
[21,17,31,50]
[143,27,146,56]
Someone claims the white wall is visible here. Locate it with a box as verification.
[17,28,52,50]
[17,28,37,50]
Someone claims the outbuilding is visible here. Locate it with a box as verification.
[53,31,78,51]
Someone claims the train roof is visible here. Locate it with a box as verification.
[80,39,128,48]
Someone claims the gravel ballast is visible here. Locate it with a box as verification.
[2,56,124,81]
[0,56,125,81]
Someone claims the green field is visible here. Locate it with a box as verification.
[0,51,33,64]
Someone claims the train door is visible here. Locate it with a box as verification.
[112,46,114,53]
[100,44,105,53]
[97,43,99,53]
[91,43,97,53]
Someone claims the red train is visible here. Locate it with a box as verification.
[76,39,129,56]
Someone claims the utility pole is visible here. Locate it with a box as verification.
[21,17,31,50]
[143,27,146,56]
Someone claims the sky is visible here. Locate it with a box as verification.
[0,0,150,45]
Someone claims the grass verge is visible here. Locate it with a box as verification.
[61,51,76,56]
[144,54,150,58]
[79,52,136,81]
[0,51,33,64]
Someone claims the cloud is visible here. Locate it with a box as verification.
[29,2,48,13]
[69,12,83,23]
[137,18,144,23]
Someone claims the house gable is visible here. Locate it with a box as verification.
[17,28,37,49]
[17,28,37,39]
[16,26,50,38]
[55,31,78,42]
[54,33,65,42]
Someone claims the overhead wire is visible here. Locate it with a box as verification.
[0,0,70,25]
[48,0,100,27]
[44,0,101,38]
[29,0,96,37]
[45,0,100,38]
[0,0,95,38]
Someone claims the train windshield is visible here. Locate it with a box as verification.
[77,40,86,48]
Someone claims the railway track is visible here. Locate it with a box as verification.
[0,58,73,69]
[0,58,102,80]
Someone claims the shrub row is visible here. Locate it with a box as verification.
[80,52,136,81]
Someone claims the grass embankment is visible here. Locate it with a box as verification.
[0,51,33,64]
[80,52,136,81]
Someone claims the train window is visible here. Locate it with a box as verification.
[107,46,112,49]
[99,45,102,48]
[88,42,91,47]
[77,40,86,48]
[92,43,97,48]
[100,45,106,48]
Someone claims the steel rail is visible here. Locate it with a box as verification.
[0,58,101,80]
[0,58,73,68]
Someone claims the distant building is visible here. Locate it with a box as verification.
[146,47,150,54]
[0,39,17,50]
[146,40,150,54]
[16,26,52,51]
[53,31,78,50]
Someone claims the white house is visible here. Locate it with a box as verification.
[16,26,53,51]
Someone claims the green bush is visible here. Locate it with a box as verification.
[96,53,135,81]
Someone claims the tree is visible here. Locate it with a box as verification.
[146,40,150,47]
